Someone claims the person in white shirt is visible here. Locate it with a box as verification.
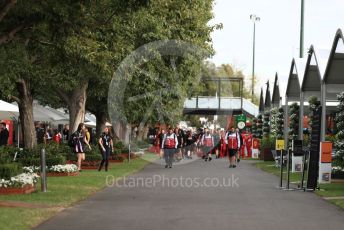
[161,127,178,168]
[201,128,214,162]
[225,127,241,168]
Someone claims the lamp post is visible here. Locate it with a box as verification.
[250,14,260,102]
[300,0,305,58]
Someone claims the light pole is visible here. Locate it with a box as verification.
[250,14,260,102]
[300,0,305,58]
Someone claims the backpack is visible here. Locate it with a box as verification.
[68,131,77,147]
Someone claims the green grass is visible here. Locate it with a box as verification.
[315,183,344,197]
[253,160,344,210]
[141,151,160,162]
[328,199,344,209]
[254,161,303,184]
[0,158,150,230]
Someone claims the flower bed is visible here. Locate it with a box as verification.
[23,164,79,176]
[45,172,79,177]
[81,166,99,170]
[0,184,36,195]
[0,172,39,195]
[109,159,124,163]
[119,153,138,159]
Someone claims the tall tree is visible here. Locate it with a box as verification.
[0,1,52,148]
[105,0,218,143]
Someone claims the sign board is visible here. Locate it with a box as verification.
[275,140,285,151]
[291,156,303,172]
[319,162,332,183]
[235,114,246,129]
[252,149,259,159]
[252,138,259,149]
[321,142,332,163]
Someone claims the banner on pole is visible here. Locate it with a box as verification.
[275,140,285,151]
[321,141,332,163]
[253,138,259,149]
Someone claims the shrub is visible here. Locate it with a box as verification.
[121,147,129,154]
[113,149,122,155]
[112,155,124,161]
[0,163,23,180]
[0,146,20,163]
[113,141,125,150]
[85,154,102,162]
[19,155,66,167]
[131,140,150,150]
[260,136,275,152]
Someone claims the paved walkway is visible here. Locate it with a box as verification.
[35,159,344,230]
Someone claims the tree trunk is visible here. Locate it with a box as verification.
[95,110,108,138]
[113,121,131,145]
[137,126,149,141]
[16,79,36,149]
[57,82,88,133]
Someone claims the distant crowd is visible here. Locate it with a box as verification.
[147,124,253,169]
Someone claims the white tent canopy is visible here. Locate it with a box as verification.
[0,100,19,120]
[11,101,70,123]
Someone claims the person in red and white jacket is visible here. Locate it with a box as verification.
[161,127,178,168]
[201,128,214,162]
[225,127,241,168]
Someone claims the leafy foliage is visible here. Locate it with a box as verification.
[270,107,284,139]
[289,102,299,142]
[335,92,344,169]
[252,117,258,138]
[256,114,263,139]
[263,111,270,137]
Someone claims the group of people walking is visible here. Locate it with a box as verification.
[69,123,112,172]
[68,121,253,171]
[156,124,253,169]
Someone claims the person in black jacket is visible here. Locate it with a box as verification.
[98,127,113,171]
[0,122,9,146]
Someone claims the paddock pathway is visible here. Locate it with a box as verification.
[35,159,344,230]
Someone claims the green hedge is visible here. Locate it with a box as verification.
[113,141,125,150]
[85,154,102,162]
[0,163,23,180]
[0,146,20,163]
[19,155,66,167]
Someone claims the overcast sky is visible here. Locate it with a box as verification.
[210,0,344,99]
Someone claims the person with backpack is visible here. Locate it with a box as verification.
[225,126,241,168]
[98,127,113,172]
[161,127,178,168]
[201,128,214,162]
[71,123,92,171]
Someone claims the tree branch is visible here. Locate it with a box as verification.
[55,88,70,105]
[0,0,17,23]
[9,95,20,103]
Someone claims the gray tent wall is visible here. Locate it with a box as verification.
[322,29,344,141]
